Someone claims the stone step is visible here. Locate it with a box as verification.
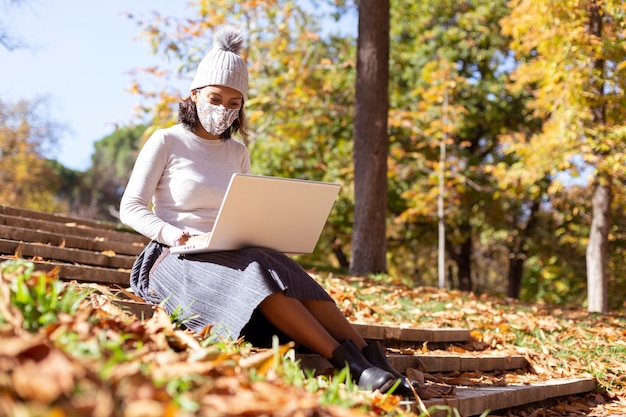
[412,377,596,417]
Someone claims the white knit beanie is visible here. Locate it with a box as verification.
[190,26,249,99]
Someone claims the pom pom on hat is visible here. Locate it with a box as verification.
[190,26,249,99]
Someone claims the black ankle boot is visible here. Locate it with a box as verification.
[329,340,396,393]
[361,341,417,396]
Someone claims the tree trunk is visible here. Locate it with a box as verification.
[350,0,390,275]
[586,0,611,313]
[456,236,472,292]
[507,257,524,299]
[587,179,612,313]
[446,221,473,292]
[331,237,350,270]
[507,200,540,299]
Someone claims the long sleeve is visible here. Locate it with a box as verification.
[120,124,251,247]
[120,130,183,246]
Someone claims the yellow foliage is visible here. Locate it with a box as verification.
[0,99,64,212]
[501,0,626,187]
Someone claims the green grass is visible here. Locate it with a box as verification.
[1,259,91,332]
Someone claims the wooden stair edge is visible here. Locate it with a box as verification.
[296,352,528,374]
[0,257,131,286]
[0,224,145,256]
[0,213,148,245]
[102,302,472,340]
[0,205,122,231]
[106,301,475,347]
[352,323,471,343]
[0,239,136,270]
[412,377,597,417]
[413,353,529,373]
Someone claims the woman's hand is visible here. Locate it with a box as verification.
[175,231,191,246]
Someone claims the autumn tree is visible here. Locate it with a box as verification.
[75,125,147,221]
[387,0,539,292]
[0,98,65,211]
[121,1,626,309]
[501,0,626,313]
[126,1,358,267]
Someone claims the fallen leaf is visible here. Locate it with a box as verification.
[12,347,74,403]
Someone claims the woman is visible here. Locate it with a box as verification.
[120,26,420,397]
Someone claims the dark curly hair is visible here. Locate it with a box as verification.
[178,95,249,140]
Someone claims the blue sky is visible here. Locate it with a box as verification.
[0,0,191,170]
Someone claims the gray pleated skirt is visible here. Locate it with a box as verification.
[130,241,333,344]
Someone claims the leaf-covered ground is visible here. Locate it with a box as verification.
[1,260,625,416]
[320,273,626,416]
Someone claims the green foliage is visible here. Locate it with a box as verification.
[385,0,545,291]
[313,367,363,408]
[126,1,358,268]
[502,0,626,183]
[263,338,367,409]
[167,300,201,331]
[79,124,148,221]
[248,30,357,268]
[501,0,626,311]
[0,259,90,332]
[162,374,203,413]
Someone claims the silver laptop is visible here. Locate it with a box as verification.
[169,173,341,255]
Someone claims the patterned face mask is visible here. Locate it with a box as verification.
[196,95,240,136]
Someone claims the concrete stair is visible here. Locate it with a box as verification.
[0,205,597,417]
